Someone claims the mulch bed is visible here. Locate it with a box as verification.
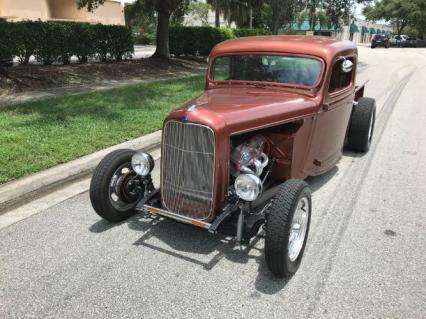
[0,57,206,97]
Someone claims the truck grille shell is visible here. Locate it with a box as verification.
[161,121,215,220]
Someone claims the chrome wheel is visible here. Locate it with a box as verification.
[288,197,309,262]
[108,163,142,211]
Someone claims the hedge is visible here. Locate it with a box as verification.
[0,21,134,65]
[233,28,272,37]
[170,26,272,56]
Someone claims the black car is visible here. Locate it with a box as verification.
[371,34,390,48]
[402,37,418,48]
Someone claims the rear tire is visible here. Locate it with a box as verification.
[347,97,376,153]
[90,149,142,222]
[265,180,312,278]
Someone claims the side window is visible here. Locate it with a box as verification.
[212,57,231,80]
[329,57,354,93]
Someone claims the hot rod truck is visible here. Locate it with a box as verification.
[90,36,376,278]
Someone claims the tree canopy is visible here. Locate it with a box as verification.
[364,0,426,36]
[78,0,190,59]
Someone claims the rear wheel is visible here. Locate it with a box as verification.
[265,180,312,278]
[347,97,376,153]
[90,149,144,222]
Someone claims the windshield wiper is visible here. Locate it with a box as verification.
[245,82,269,89]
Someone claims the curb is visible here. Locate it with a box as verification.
[0,130,162,214]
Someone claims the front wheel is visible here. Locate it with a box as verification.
[90,149,144,222]
[264,180,312,278]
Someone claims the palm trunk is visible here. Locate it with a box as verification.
[215,0,220,27]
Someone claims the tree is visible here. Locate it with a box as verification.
[187,2,211,26]
[267,0,298,34]
[125,0,157,36]
[206,0,265,28]
[77,0,190,59]
[206,0,222,27]
[363,0,420,35]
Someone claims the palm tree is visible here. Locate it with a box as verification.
[207,0,263,28]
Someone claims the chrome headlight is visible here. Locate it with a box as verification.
[234,174,262,201]
[131,152,154,176]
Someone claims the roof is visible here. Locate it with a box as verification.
[350,23,360,33]
[290,20,337,32]
[210,36,357,64]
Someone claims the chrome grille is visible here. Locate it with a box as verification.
[162,121,215,219]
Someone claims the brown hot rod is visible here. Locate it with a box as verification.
[90,36,376,278]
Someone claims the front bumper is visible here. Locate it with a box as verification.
[135,189,212,230]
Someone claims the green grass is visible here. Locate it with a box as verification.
[0,75,205,184]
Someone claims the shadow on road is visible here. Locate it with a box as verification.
[88,163,345,295]
[306,165,338,192]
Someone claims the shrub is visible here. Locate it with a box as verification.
[108,25,134,61]
[170,26,236,56]
[69,23,94,63]
[7,21,42,65]
[233,28,272,37]
[0,21,134,65]
[91,24,111,62]
[0,21,15,59]
[56,22,75,65]
[35,22,62,65]
[169,26,271,56]
[92,24,133,62]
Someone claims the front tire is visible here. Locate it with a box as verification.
[347,97,376,152]
[90,149,143,222]
[265,180,312,278]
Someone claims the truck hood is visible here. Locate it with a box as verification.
[167,87,319,135]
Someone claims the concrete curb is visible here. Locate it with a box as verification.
[0,130,162,214]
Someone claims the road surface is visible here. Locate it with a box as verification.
[1,46,425,318]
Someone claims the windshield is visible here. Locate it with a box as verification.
[211,55,322,87]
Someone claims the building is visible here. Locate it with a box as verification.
[340,19,393,44]
[0,0,131,25]
[290,18,392,44]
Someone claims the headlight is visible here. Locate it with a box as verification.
[131,152,154,176]
[234,174,262,201]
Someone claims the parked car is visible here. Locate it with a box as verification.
[389,35,399,47]
[402,37,418,48]
[371,34,390,48]
[90,36,376,278]
[390,35,409,47]
[0,55,13,67]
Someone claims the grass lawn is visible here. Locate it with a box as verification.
[0,75,205,184]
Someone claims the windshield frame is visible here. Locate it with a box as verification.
[207,52,325,90]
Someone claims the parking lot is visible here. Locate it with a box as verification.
[0,46,425,318]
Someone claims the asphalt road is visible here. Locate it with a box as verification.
[1,46,425,319]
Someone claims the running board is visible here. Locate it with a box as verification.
[141,205,211,230]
